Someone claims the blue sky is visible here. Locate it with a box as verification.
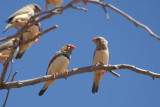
[1,0,160,107]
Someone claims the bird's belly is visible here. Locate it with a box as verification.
[47,56,69,75]
[93,50,109,65]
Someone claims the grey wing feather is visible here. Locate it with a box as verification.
[46,51,61,75]
[0,40,14,52]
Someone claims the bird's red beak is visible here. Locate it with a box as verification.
[92,38,97,43]
[37,8,42,12]
[71,45,76,50]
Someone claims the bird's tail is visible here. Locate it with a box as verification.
[15,51,25,59]
[3,24,12,33]
[38,80,56,96]
[39,88,48,96]
[92,82,99,94]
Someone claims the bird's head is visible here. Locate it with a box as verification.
[61,44,76,55]
[92,37,108,47]
[29,4,42,12]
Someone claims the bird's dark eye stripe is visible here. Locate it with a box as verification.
[67,45,71,49]
[96,38,101,43]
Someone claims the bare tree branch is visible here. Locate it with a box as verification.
[86,0,160,40]
[0,64,159,90]
[3,71,17,107]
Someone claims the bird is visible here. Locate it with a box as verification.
[15,17,41,59]
[39,44,76,96]
[3,4,42,33]
[0,38,19,64]
[45,0,64,11]
[92,37,109,94]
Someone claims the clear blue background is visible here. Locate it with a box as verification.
[1,0,160,107]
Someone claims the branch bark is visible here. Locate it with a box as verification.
[0,64,159,90]
[3,71,17,107]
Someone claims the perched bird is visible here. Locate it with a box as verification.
[15,18,41,59]
[0,38,19,63]
[45,0,64,11]
[3,4,42,33]
[92,37,109,94]
[39,44,76,96]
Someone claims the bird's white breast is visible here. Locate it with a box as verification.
[47,55,70,75]
[93,50,109,65]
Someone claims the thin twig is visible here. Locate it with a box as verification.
[0,64,159,90]
[108,70,120,77]
[3,71,17,107]
[70,5,88,12]
[5,62,14,82]
[102,6,109,20]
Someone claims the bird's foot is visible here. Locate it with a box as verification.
[52,72,58,79]
[102,64,110,75]
[35,32,40,44]
[95,62,104,66]
[64,70,68,80]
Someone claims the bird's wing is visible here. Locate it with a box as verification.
[46,52,62,75]
[0,40,14,52]
[7,6,33,23]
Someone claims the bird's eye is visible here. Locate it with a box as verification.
[97,38,101,43]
